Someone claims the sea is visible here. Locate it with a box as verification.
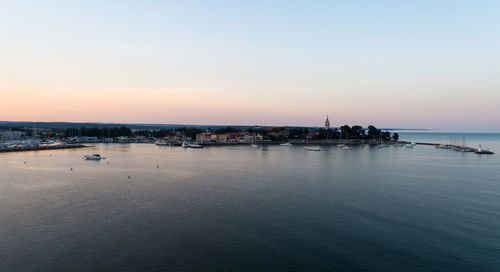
[1,132,499,271]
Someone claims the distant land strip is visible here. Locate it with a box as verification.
[0,121,426,131]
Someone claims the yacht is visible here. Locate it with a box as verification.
[342,146,352,150]
[188,143,203,148]
[404,142,416,148]
[435,144,450,149]
[155,140,169,146]
[251,144,260,149]
[305,145,321,151]
[84,154,103,160]
[280,142,293,146]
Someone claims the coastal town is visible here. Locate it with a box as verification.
[0,117,493,154]
[1,117,395,147]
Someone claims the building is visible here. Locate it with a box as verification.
[196,132,229,143]
[0,130,25,140]
[325,115,330,130]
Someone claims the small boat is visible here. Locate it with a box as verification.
[403,142,416,149]
[280,143,293,146]
[155,140,169,146]
[337,144,345,148]
[342,146,352,150]
[182,142,189,148]
[188,143,203,148]
[251,144,260,148]
[305,146,321,151]
[475,144,494,154]
[84,154,103,160]
[435,144,450,149]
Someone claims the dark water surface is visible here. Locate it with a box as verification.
[1,135,500,271]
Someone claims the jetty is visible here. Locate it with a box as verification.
[0,144,87,153]
[430,143,494,154]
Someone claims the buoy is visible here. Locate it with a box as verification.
[70,168,73,171]
[24,162,26,164]
[128,176,131,179]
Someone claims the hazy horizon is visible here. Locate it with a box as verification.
[1,1,499,130]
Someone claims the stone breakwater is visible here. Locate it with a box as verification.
[0,144,88,153]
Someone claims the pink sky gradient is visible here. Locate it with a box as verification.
[1,1,499,130]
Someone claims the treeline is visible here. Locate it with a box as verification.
[64,127,132,138]
[62,125,399,141]
[64,126,205,139]
[313,125,398,141]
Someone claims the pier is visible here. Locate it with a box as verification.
[0,144,88,153]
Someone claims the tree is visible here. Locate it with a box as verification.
[215,126,239,134]
[340,125,351,139]
[392,133,399,141]
[381,131,391,141]
[350,125,364,139]
[315,128,335,139]
[367,125,381,140]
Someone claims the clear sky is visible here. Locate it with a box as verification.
[1,0,499,130]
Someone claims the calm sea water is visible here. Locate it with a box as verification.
[1,133,500,271]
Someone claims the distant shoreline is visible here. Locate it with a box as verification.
[0,140,493,155]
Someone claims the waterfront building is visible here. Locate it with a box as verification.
[0,130,25,140]
[325,115,330,130]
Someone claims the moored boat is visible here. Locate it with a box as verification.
[475,144,494,154]
[305,146,321,151]
[435,144,450,149]
[84,154,103,160]
[188,143,203,148]
[155,140,169,146]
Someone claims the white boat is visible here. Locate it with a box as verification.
[280,143,293,146]
[182,142,189,148]
[84,154,103,160]
[155,140,169,146]
[188,143,203,148]
[251,144,260,148]
[305,146,321,151]
[337,143,345,148]
[342,146,352,150]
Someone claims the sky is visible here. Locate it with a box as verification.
[0,0,499,130]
